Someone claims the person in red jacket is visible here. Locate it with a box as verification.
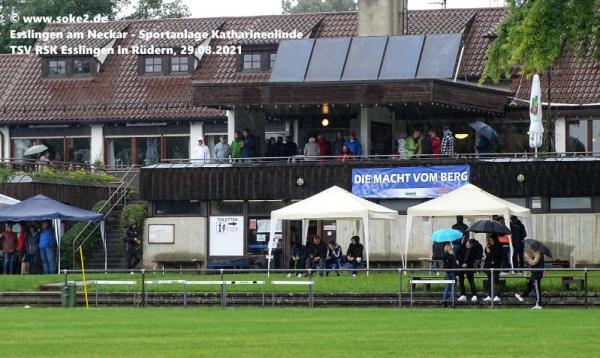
[1,223,17,274]
[428,128,441,156]
[316,134,331,157]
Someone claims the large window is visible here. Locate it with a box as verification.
[171,56,189,73]
[48,59,66,76]
[155,201,207,216]
[136,137,161,165]
[67,138,91,163]
[568,120,588,152]
[165,136,189,159]
[593,120,600,152]
[144,57,162,73]
[550,197,592,210]
[107,138,132,166]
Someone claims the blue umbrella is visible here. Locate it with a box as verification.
[430,229,464,243]
[469,121,499,142]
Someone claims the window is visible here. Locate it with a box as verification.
[550,197,592,210]
[243,53,261,70]
[107,138,132,166]
[144,57,162,73]
[155,201,207,216]
[270,53,277,68]
[210,201,244,216]
[136,137,161,165]
[67,138,91,163]
[171,56,189,73]
[73,58,91,75]
[504,198,528,208]
[165,136,189,159]
[568,120,588,152]
[593,120,600,152]
[48,59,66,76]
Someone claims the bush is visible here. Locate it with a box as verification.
[60,200,108,269]
[120,203,148,234]
[31,168,118,186]
[0,166,14,183]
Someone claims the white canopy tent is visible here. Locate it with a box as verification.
[267,186,400,273]
[0,193,19,207]
[404,183,531,268]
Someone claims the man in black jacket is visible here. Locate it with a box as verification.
[346,235,364,277]
[456,238,482,303]
[305,235,327,276]
[483,235,503,302]
[510,216,527,269]
[124,221,142,270]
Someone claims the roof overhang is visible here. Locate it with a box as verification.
[192,79,510,114]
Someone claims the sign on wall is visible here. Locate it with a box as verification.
[209,216,244,256]
[148,224,175,244]
[352,165,470,199]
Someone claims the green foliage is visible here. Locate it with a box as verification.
[281,0,357,14]
[0,166,14,183]
[60,200,108,269]
[120,203,148,233]
[124,0,190,20]
[31,168,118,186]
[483,0,600,83]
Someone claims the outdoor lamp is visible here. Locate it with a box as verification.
[296,177,305,186]
[517,174,525,183]
[321,103,329,115]
[321,118,330,127]
[455,133,469,140]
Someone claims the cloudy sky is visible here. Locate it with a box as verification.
[183,0,506,18]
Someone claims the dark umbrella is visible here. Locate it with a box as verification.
[524,239,553,258]
[468,219,511,235]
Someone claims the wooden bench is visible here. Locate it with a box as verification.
[561,276,585,291]
[152,259,204,273]
[409,279,455,307]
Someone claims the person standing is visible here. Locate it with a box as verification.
[496,216,512,270]
[421,128,433,156]
[124,221,142,270]
[1,223,17,274]
[345,131,363,156]
[510,216,527,269]
[337,145,353,162]
[428,129,441,156]
[193,137,211,164]
[405,129,422,158]
[24,225,41,274]
[456,238,481,303]
[332,132,345,156]
[442,243,457,308]
[483,235,503,302]
[316,134,332,157]
[287,238,304,278]
[441,127,455,156]
[283,136,298,157]
[230,131,243,160]
[274,136,285,158]
[451,216,469,250]
[346,236,364,277]
[304,137,320,159]
[38,221,56,274]
[515,243,545,309]
[213,135,230,161]
[242,128,257,159]
[17,223,28,274]
[264,137,277,157]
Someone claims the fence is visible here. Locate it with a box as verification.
[56,267,600,308]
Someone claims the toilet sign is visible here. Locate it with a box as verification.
[209,216,244,256]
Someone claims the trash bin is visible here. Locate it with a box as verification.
[61,281,77,308]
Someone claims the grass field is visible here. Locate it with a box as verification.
[0,308,599,357]
[1,270,600,294]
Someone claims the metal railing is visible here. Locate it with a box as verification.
[150,151,600,169]
[58,266,600,308]
[71,165,139,269]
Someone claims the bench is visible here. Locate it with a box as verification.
[271,281,315,307]
[409,279,455,307]
[152,259,204,274]
[561,276,585,291]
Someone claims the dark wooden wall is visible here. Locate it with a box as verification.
[0,182,109,209]
[140,159,600,201]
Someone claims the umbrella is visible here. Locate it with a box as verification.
[23,144,48,156]
[524,239,553,258]
[468,219,511,235]
[469,121,499,142]
[529,74,544,150]
[430,228,464,243]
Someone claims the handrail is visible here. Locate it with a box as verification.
[71,164,139,269]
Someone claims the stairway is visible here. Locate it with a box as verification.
[85,209,127,270]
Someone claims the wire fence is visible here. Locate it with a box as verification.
[56,267,600,308]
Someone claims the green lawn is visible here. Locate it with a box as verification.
[1,270,600,294]
[0,308,599,357]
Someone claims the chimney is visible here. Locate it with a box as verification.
[358,0,408,36]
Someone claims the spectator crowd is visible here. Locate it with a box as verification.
[0,221,58,275]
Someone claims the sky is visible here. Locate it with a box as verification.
[183,0,506,18]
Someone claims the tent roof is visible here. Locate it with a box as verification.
[271,186,398,221]
[0,194,103,222]
[0,193,19,207]
[406,183,530,217]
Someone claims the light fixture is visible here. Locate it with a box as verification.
[517,174,525,183]
[321,103,329,115]
[455,133,469,140]
[296,178,305,186]
[321,118,329,127]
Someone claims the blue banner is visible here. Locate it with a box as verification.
[352,165,470,199]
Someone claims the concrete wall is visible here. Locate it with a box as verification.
[336,214,600,265]
[358,0,407,36]
[142,217,207,268]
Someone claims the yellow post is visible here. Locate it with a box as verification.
[79,247,90,309]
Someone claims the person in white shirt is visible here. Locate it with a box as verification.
[193,137,211,164]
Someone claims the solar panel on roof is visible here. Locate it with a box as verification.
[416,33,462,79]
[269,39,315,82]
[378,35,425,80]
[342,37,388,81]
[304,38,351,82]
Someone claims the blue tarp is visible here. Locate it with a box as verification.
[0,194,103,222]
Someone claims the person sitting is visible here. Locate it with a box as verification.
[456,238,482,303]
[345,236,364,277]
[287,238,304,278]
[325,240,342,276]
[305,235,327,276]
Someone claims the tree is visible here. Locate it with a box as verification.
[281,0,357,14]
[482,0,600,83]
[124,0,190,20]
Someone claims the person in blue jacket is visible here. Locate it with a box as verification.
[38,221,56,274]
[345,131,363,156]
[242,128,257,158]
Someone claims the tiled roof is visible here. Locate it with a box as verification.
[407,8,478,34]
